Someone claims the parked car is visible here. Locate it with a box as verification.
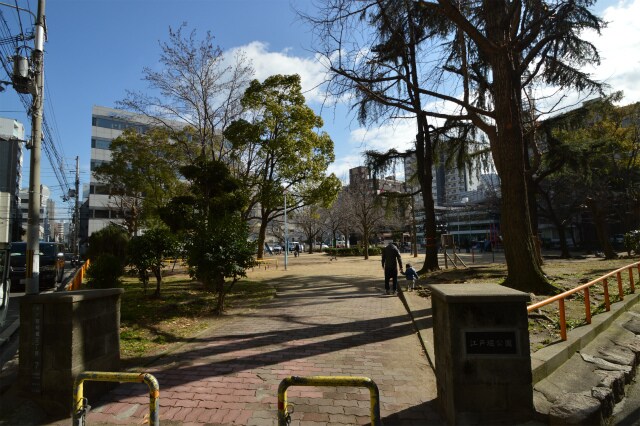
[288,242,304,252]
[9,242,65,291]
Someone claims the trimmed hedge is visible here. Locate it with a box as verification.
[325,247,382,257]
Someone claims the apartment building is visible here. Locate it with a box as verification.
[88,106,151,236]
[18,185,51,241]
[0,118,24,243]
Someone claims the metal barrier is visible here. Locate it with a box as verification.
[65,259,91,291]
[72,371,159,426]
[528,261,640,341]
[277,375,381,426]
[254,258,278,270]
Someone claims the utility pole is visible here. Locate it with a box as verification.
[74,156,79,259]
[25,0,46,295]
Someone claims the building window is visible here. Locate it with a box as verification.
[91,138,111,150]
[92,209,110,219]
[89,184,110,195]
[92,116,147,133]
[90,159,108,170]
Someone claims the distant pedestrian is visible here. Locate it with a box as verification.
[401,263,419,291]
[381,242,403,295]
[294,243,300,257]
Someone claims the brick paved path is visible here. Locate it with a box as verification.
[85,258,442,425]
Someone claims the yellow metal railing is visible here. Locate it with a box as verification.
[254,258,278,270]
[65,259,91,291]
[277,376,381,426]
[528,261,640,341]
[72,371,159,426]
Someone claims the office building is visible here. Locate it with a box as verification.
[0,118,25,243]
[88,106,151,236]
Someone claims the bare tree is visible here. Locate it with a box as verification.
[119,24,254,162]
[321,194,349,247]
[295,206,325,253]
[344,179,387,259]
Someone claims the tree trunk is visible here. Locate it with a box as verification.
[256,216,268,259]
[214,274,226,315]
[483,18,555,293]
[586,198,617,259]
[405,13,438,272]
[416,123,439,272]
[153,267,162,298]
[541,190,571,259]
[141,273,149,295]
[557,225,571,259]
[363,226,370,260]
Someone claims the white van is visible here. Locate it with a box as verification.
[288,242,304,252]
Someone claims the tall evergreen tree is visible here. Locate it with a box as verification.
[307,0,604,293]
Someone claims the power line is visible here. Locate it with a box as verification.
[0,7,73,204]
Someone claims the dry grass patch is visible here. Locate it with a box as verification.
[417,255,640,352]
[117,269,276,367]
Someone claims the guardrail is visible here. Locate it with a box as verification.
[277,376,381,426]
[254,258,278,270]
[527,261,640,341]
[72,371,159,426]
[65,259,91,291]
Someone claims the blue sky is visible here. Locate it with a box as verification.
[1,0,639,222]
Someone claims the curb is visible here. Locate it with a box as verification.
[398,288,435,370]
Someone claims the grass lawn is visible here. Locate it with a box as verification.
[116,269,276,368]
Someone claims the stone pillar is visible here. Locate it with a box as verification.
[18,289,123,416]
[429,284,532,425]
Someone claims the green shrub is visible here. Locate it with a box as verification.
[86,254,124,289]
[326,246,382,257]
[623,230,640,255]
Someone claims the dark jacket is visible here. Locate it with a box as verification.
[381,243,402,271]
[402,267,419,281]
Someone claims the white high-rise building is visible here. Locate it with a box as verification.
[18,185,50,241]
[0,118,25,243]
[88,106,151,236]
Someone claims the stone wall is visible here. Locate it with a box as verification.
[18,289,123,417]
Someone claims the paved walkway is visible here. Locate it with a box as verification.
[82,256,443,425]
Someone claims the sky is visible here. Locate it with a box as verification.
[1,0,639,222]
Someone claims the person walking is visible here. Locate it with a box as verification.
[381,242,403,295]
[294,243,300,258]
[401,263,419,291]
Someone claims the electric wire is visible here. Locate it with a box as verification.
[0,7,73,207]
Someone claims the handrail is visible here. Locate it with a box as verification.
[72,371,159,426]
[528,261,640,340]
[278,376,381,426]
[65,259,91,291]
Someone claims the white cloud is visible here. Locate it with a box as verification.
[324,118,418,180]
[327,154,364,183]
[534,0,640,116]
[348,119,417,153]
[585,0,640,103]
[227,42,329,103]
